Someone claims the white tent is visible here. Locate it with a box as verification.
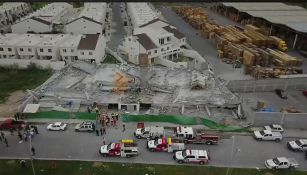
[23,104,40,113]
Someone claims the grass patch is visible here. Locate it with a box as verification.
[102,53,120,64]
[0,159,306,175]
[27,111,96,120]
[0,64,52,103]
[30,2,49,11]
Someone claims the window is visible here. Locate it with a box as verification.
[48,49,52,53]
[20,48,24,51]
[159,38,164,45]
[63,49,67,53]
[0,47,3,51]
[28,48,31,52]
[154,50,157,53]
[40,48,43,52]
[148,51,151,55]
[81,52,84,55]
[167,37,170,42]
[8,48,12,51]
[161,48,164,52]
[167,47,169,50]
[71,49,74,52]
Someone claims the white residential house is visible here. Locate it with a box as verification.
[119,19,186,66]
[36,34,70,60]
[77,34,106,64]
[16,34,51,59]
[126,3,158,29]
[65,3,107,34]
[12,3,73,33]
[59,34,82,63]
[0,34,29,59]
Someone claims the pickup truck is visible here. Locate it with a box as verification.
[134,126,164,139]
[99,140,138,158]
[147,137,185,153]
[265,157,299,169]
[254,130,282,142]
[173,149,210,165]
[0,118,25,130]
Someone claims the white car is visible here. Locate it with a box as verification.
[264,124,284,132]
[253,130,282,142]
[287,139,307,151]
[173,149,209,165]
[47,122,67,131]
[265,157,299,169]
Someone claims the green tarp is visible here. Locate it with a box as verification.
[122,114,198,125]
[123,114,249,132]
[27,111,96,120]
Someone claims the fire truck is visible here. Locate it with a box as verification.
[147,137,185,153]
[175,126,219,145]
[99,140,138,158]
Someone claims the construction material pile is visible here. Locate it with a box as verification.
[175,7,209,30]
[175,7,303,79]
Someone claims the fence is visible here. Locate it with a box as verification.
[227,77,307,92]
[253,112,307,129]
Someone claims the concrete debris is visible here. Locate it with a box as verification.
[71,61,97,75]
[36,62,240,110]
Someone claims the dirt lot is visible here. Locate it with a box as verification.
[0,90,25,117]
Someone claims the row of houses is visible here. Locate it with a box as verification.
[0,33,106,64]
[65,3,107,34]
[126,2,158,29]
[11,2,107,35]
[119,3,186,67]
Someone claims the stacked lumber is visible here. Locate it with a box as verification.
[175,7,208,30]
[251,66,302,79]
[267,49,302,67]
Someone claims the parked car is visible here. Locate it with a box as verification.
[173,149,210,165]
[134,126,164,139]
[47,122,67,131]
[264,124,284,133]
[275,89,287,99]
[75,121,95,132]
[303,90,307,97]
[265,157,299,169]
[287,139,307,151]
[253,130,282,142]
[0,118,25,130]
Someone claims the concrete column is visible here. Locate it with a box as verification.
[118,102,121,111]
[136,102,140,112]
[293,34,298,49]
[181,104,185,114]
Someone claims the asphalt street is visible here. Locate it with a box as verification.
[107,3,126,51]
[159,7,251,80]
[0,122,306,170]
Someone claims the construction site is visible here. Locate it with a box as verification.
[25,61,241,123]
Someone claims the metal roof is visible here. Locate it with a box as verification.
[222,3,307,33]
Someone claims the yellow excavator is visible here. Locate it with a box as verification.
[270,36,288,52]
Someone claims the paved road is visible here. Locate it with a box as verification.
[107,3,126,51]
[0,122,306,170]
[159,7,251,81]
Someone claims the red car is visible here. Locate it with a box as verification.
[303,90,307,97]
[0,118,25,130]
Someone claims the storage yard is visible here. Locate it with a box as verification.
[174,6,306,79]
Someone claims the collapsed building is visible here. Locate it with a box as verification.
[36,62,240,115]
